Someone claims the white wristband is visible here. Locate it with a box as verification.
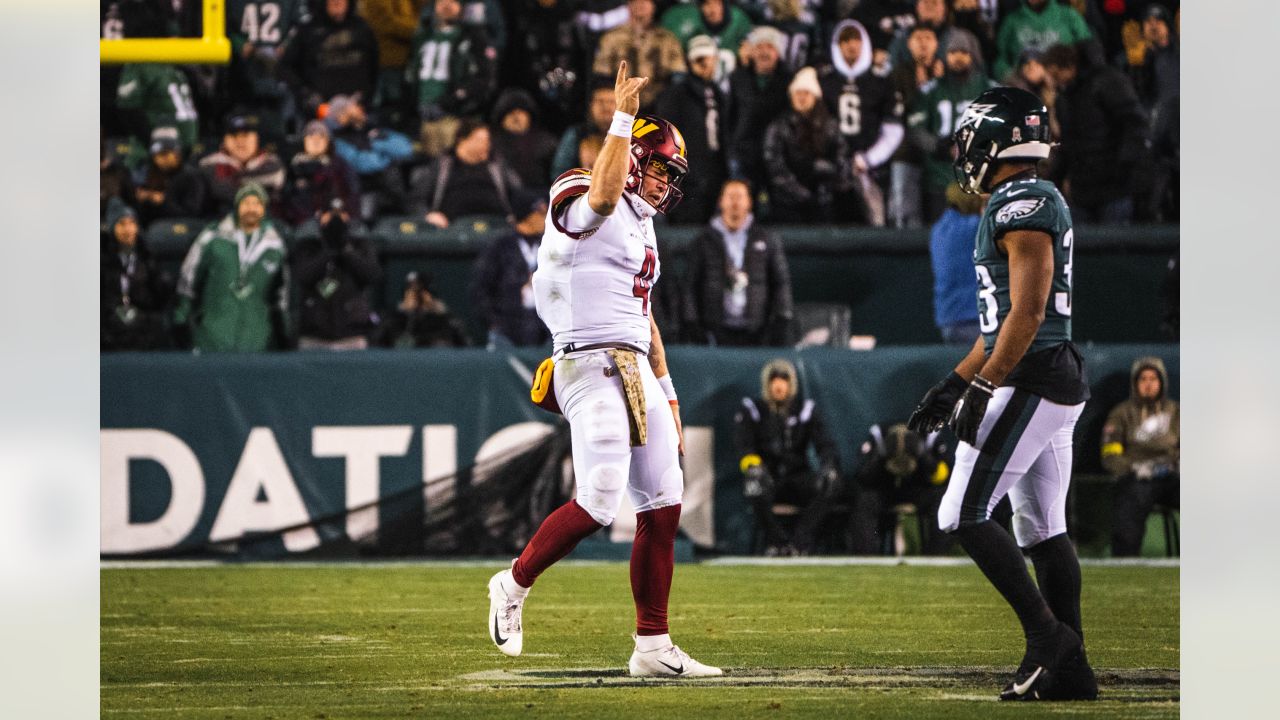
[657,375,677,403]
[608,111,635,139]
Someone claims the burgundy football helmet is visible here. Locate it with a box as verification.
[624,115,689,214]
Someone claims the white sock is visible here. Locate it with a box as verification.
[635,633,671,652]
[502,571,529,598]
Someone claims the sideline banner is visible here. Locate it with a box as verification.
[101,345,1178,557]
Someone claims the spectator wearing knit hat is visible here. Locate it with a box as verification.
[132,126,207,227]
[905,27,993,222]
[326,94,415,219]
[283,120,362,227]
[489,88,557,191]
[102,198,172,351]
[762,66,850,223]
[198,113,286,217]
[655,35,730,225]
[727,25,794,197]
[173,182,291,352]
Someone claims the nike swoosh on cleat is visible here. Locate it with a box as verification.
[493,614,508,645]
[1012,666,1043,695]
[658,660,684,674]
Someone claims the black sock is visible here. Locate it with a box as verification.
[1028,533,1084,641]
[954,521,1058,648]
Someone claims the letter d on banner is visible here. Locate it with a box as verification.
[101,429,205,554]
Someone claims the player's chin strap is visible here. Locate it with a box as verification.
[625,191,659,220]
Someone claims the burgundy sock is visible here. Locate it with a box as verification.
[631,504,682,636]
[511,500,602,588]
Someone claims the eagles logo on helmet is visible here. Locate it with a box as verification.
[952,86,1053,194]
[625,115,689,214]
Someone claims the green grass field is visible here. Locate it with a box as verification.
[101,561,1178,718]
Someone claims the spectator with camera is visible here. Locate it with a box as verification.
[292,199,382,350]
[377,270,470,348]
[1103,356,1179,557]
[173,182,290,352]
[283,120,362,227]
[683,180,793,346]
[101,199,171,351]
[325,94,415,219]
[471,191,551,349]
[132,126,207,227]
[849,421,951,555]
[735,358,841,556]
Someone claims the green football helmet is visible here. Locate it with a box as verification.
[952,86,1052,194]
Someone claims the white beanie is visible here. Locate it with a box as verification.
[788,66,822,98]
[746,26,788,57]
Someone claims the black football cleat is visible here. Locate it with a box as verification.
[999,661,1052,701]
[999,622,1084,701]
[1043,646,1099,701]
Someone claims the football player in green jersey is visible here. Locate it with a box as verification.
[907,86,1097,702]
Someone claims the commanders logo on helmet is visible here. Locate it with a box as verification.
[625,115,689,214]
[952,87,1052,194]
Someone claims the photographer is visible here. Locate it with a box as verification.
[377,271,470,348]
[734,359,841,556]
[292,199,382,350]
[849,422,952,555]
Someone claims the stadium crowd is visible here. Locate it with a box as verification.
[101,0,1179,353]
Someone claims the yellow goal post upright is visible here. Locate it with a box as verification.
[100,0,231,64]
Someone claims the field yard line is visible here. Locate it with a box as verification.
[100,557,1179,569]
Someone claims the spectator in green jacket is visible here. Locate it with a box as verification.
[905,27,993,222]
[408,0,498,158]
[661,0,755,83]
[992,0,1092,81]
[115,63,199,150]
[173,182,290,352]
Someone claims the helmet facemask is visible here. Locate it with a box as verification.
[953,125,997,195]
[626,148,688,214]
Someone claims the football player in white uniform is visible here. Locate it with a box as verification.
[486,62,722,678]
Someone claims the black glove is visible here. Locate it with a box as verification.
[949,375,998,447]
[907,372,968,434]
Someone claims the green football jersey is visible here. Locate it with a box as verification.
[973,175,1075,353]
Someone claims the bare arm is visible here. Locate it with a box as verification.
[650,313,683,456]
[979,229,1055,384]
[953,333,988,381]
[648,313,669,377]
[587,61,648,216]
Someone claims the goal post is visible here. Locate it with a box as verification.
[100,0,231,64]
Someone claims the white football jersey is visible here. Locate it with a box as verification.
[533,170,660,353]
